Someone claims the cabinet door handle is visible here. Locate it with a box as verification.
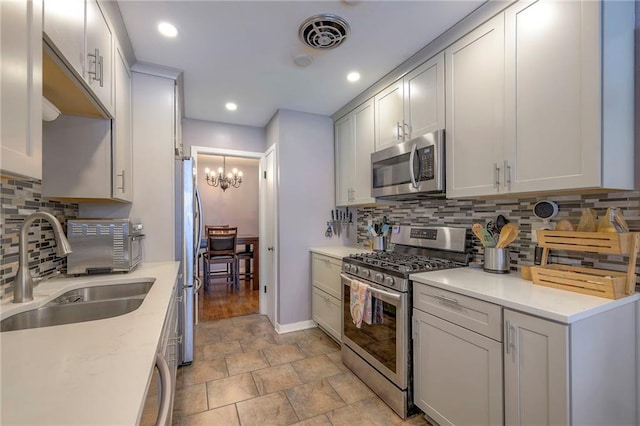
[396,122,402,140]
[98,54,104,87]
[87,48,100,82]
[493,163,501,189]
[503,160,511,188]
[403,121,410,139]
[117,170,125,192]
[505,320,515,355]
[434,294,460,306]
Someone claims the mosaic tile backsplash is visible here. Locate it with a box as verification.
[357,190,640,286]
[1,177,78,299]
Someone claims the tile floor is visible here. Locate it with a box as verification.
[172,314,431,426]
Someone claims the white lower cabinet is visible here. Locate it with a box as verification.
[311,253,343,342]
[503,309,569,425]
[413,284,503,425]
[414,285,638,425]
[312,287,341,342]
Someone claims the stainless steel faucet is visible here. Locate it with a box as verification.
[12,212,72,303]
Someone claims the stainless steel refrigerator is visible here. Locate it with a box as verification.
[175,156,203,366]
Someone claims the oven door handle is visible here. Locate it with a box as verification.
[341,274,401,302]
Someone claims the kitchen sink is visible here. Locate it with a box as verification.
[1,279,155,332]
[48,279,155,304]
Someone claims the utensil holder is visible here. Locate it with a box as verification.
[484,248,510,274]
[371,236,388,251]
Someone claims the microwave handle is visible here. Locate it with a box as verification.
[409,143,419,189]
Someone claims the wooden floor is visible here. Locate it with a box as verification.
[197,275,259,321]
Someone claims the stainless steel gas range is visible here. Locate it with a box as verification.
[341,226,469,419]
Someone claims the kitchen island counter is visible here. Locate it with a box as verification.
[0,261,180,425]
[411,267,640,324]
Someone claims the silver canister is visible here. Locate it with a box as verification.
[371,236,388,251]
[483,248,510,274]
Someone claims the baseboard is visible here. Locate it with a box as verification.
[275,320,317,334]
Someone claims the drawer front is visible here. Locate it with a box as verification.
[312,254,343,299]
[312,287,341,342]
[413,283,502,341]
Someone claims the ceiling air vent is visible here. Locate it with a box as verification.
[298,14,350,50]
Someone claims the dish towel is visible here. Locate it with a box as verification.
[350,279,370,329]
[364,296,384,325]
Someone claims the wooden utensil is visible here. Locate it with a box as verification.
[472,223,496,248]
[496,223,519,248]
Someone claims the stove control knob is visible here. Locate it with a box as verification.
[343,264,350,272]
[350,265,359,274]
[384,276,395,287]
[362,269,371,278]
[374,273,383,283]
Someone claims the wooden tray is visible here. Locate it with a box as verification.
[536,230,638,255]
[531,264,628,300]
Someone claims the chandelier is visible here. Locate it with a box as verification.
[204,157,243,191]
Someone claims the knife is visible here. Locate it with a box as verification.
[331,210,335,236]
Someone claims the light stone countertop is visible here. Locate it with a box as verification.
[0,261,180,425]
[309,246,371,260]
[411,267,640,324]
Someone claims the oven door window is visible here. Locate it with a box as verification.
[343,285,398,374]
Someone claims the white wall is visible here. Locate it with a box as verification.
[197,154,259,235]
[269,109,335,325]
[183,118,266,154]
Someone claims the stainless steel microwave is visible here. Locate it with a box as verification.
[66,219,144,275]
[371,130,444,199]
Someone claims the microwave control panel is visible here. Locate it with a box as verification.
[418,146,435,180]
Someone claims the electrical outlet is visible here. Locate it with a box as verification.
[531,222,550,243]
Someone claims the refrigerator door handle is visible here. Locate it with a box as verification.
[194,185,204,254]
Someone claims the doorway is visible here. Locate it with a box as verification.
[191,147,263,321]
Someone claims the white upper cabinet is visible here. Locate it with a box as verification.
[113,45,132,202]
[503,0,599,193]
[403,52,445,141]
[445,15,505,198]
[0,0,43,180]
[374,80,404,151]
[335,99,376,206]
[85,0,114,114]
[43,0,114,117]
[446,0,635,198]
[375,52,445,152]
[43,0,84,76]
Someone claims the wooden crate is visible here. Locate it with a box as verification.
[530,264,628,299]
[533,231,640,298]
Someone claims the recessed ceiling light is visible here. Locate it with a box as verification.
[347,72,360,82]
[158,22,178,38]
[225,102,237,111]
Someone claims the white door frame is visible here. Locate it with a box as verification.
[190,145,267,314]
[259,144,278,324]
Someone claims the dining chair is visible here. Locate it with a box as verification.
[203,226,238,291]
[236,243,254,284]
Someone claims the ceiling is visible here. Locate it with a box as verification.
[118,1,485,128]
